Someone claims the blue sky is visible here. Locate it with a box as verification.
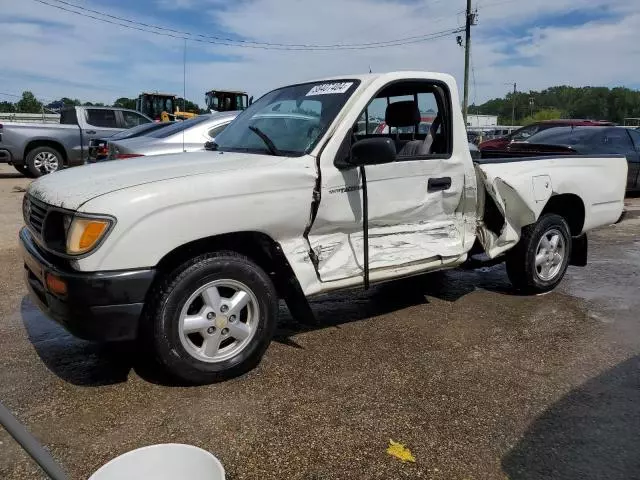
[1,0,638,107]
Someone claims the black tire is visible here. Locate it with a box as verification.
[506,213,572,294]
[25,146,63,177]
[13,165,35,178]
[144,251,278,384]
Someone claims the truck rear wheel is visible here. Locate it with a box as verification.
[145,251,278,384]
[26,146,62,177]
[506,214,572,294]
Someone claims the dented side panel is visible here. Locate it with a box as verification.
[307,158,469,282]
[475,156,627,258]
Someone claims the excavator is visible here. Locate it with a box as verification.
[135,92,198,122]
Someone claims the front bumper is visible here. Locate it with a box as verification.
[20,227,155,341]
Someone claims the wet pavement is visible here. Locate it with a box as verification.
[1,165,639,479]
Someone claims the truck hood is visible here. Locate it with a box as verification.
[28,151,282,210]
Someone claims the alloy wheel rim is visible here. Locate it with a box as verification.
[178,279,259,363]
[33,152,59,173]
[535,228,566,281]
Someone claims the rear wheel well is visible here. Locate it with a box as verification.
[24,140,67,166]
[541,194,585,236]
[155,232,310,316]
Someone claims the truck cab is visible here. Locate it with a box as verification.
[205,90,251,113]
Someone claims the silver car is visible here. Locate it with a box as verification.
[108,111,239,160]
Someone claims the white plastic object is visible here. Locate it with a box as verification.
[88,443,225,480]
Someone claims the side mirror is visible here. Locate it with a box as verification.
[349,137,396,167]
[249,96,254,105]
[204,141,217,151]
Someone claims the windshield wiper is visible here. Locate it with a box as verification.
[248,126,282,156]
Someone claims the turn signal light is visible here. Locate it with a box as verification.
[46,273,67,295]
[79,221,108,250]
[66,217,112,255]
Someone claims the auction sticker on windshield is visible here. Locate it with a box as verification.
[307,82,353,96]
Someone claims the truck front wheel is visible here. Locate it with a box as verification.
[506,214,572,294]
[145,251,278,384]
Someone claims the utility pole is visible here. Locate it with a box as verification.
[462,0,476,126]
[511,82,516,126]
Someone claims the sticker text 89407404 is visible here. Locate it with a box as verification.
[306,82,353,96]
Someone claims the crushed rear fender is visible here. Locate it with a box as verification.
[474,164,539,258]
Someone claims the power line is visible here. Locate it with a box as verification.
[36,0,463,50]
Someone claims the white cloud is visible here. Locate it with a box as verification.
[156,0,198,10]
[0,0,638,108]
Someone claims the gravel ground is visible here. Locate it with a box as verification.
[1,164,639,479]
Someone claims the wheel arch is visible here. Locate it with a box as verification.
[24,140,68,166]
[541,193,585,236]
[154,231,314,323]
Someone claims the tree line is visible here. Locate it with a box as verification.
[473,85,640,125]
[0,91,201,114]
[5,85,640,125]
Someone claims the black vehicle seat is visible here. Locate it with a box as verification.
[384,101,420,152]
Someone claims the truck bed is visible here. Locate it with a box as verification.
[474,153,627,258]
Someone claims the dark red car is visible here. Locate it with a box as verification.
[479,119,615,151]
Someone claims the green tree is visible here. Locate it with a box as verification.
[60,97,81,107]
[113,97,137,109]
[478,85,640,124]
[520,108,564,125]
[16,91,43,113]
[0,101,15,113]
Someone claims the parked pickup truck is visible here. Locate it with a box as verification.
[0,106,152,177]
[19,71,627,384]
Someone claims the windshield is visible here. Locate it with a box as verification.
[524,127,598,145]
[212,79,360,156]
[148,115,212,139]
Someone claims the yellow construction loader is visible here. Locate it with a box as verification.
[135,92,198,122]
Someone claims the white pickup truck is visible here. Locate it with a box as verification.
[20,71,627,383]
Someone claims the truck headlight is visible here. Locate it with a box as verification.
[66,216,113,255]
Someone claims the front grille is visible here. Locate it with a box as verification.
[23,195,51,236]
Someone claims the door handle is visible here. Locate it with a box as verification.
[85,130,97,135]
[428,177,452,192]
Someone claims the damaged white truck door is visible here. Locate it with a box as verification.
[306,78,470,284]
